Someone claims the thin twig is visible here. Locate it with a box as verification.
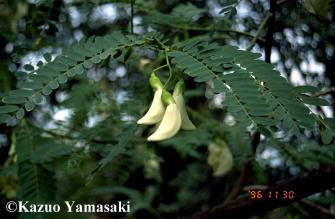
[223,132,260,203]
[300,199,335,216]
[26,120,114,144]
[312,87,335,97]
[163,52,173,88]
[223,164,251,204]
[152,64,168,74]
[264,0,277,62]
[277,0,290,6]
[130,0,135,34]
[246,12,273,51]
[242,185,269,191]
[169,24,266,43]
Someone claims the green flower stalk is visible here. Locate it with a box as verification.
[173,80,196,130]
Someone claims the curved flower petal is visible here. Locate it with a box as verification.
[173,93,196,130]
[173,80,195,130]
[137,88,165,125]
[147,103,181,141]
[207,139,234,177]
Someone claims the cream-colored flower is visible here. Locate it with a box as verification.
[173,93,196,130]
[173,80,196,130]
[147,90,181,141]
[137,88,165,125]
[137,73,165,125]
[207,139,234,177]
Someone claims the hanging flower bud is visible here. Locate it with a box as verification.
[147,90,181,141]
[173,80,196,130]
[207,138,234,177]
[137,73,165,125]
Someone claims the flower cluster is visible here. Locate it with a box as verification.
[137,73,196,141]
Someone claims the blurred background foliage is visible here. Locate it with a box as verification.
[0,0,334,218]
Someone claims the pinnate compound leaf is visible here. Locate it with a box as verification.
[97,124,137,170]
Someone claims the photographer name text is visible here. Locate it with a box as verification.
[6,201,130,213]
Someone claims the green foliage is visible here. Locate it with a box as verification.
[0,1,334,218]
[0,31,148,126]
[2,30,332,143]
[144,3,206,27]
[15,124,60,219]
[262,139,335,171]
[92,186,156,214]
[303,0,329,19]
[92,124,138,173]
[168,39,333,140]
[218,0,240,17]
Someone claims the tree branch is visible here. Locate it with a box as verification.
[246,13,273,51]
[300,199,335,217]
[130,0,135,34]
[264,0,277,62]
[223,164,251,204]
[169,24,266,43]
[277,0,290,6]
[223,131,260,203]
[183,165,335,219]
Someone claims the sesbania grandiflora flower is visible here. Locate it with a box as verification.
[147,90,181,141]
[207,138,234,177]
[173,80,196,130]
[137,73,165,125]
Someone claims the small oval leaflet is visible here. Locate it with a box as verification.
[83,60,93,69]
[9,89,35,97]
[294,85,320,94]
[37,61,44,67]
[91,56,101,64]
[43,53,52,62]
[2,97,27,104]
[16,108,25,119]
[50,62,68,72]
[17,81,44,90]
[42,86,52,95]
[29,74,52,83]
[57,75,68,84]
[283,114,294,132]
[32,93,44,104]
[0,105,19,113]
[99,51,110,59]
[0,114,13,124]
[24,64,35,71]
[48,80,59,90]
[24,101,35,112]
[74,65,84,75]
[300,96,330,106]
[321,128,333,145]
[66,69,76,77]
